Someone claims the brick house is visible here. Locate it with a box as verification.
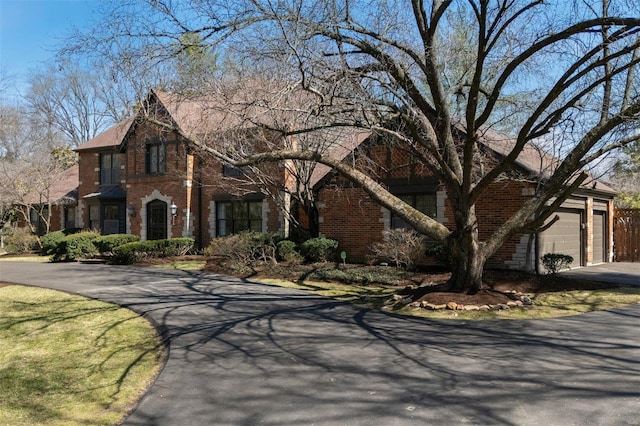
[14,164,79,235]
[74,88,615,272]
[75,89,291,248]
[310,131,616,273]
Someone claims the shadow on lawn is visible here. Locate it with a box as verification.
[0,287,162,424]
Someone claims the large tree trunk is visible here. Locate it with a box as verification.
[446,207,486,294]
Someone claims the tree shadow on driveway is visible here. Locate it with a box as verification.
[2,262,638,425]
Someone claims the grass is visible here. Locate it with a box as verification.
[0,255,51,262]
[0,285,164,426]
[148,260,206,271]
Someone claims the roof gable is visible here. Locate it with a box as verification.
[75,118,135,152]
[311,126,615,195]
[22,164,79,205]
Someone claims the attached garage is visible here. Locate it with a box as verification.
[538,209,584,270]
[592,211,606,264]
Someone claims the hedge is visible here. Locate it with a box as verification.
[93,234,141,254]
[112,238,194,264]
[53,231,100,262]
[40,228,83,255]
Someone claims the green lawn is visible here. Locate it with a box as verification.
[0,285,164,425]
[0,255,51,262]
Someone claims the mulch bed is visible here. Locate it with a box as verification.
[397,269,617,306]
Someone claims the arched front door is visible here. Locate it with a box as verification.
[147,200,167,240]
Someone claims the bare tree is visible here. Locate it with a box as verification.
[25,59,123,147]
[75,0,640,292]
[610,140,640,207]
[0,148,71,239]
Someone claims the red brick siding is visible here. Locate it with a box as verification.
[472,181,533,268]
[318,171,536,266]
[77,132,289,247]
[318,186,385,262]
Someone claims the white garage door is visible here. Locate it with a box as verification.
[592,211,606,264]
[539,210,583,269]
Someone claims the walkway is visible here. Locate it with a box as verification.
[1,262,639,425]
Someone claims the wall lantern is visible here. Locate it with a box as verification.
[170,202,178,225]
[127,203,136,217]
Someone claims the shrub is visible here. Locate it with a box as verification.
[425,243,452,268]
[369,229,426,270]
[249,232,281,263]
[204,234,241,258]
[111,241,147,265]
[5,228,38,254]
[93,234,140,254]
[300,237,338,263]
[40,231,65,255]
[277,240,303,264]
[111,238,194,264]
[54,231,100,262]
[205,232,280,264]
[158,238,195,257]
[541,253,574,274]
[40,228,83,255]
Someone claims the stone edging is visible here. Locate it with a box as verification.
[387,292,534,311]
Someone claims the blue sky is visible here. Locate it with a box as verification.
[0,0,97,98]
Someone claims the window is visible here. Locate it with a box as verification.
[64,206,76,229]
[103,204,120,235]
[391,193,437,229]
[89,204,100,231]
[30,206,48,236]
[146,144,166,174]
[223,164,244,177]
[100,153,121,184]
[216,200,262,236]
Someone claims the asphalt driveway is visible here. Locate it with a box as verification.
[1,262,639,425]
[559,262,640,286]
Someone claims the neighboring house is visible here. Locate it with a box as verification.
[310,130,616,272]
[75,89,291,248]
[74,88,615,273]
[15,165,79,235]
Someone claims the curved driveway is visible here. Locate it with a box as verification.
[1,262,639,425]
